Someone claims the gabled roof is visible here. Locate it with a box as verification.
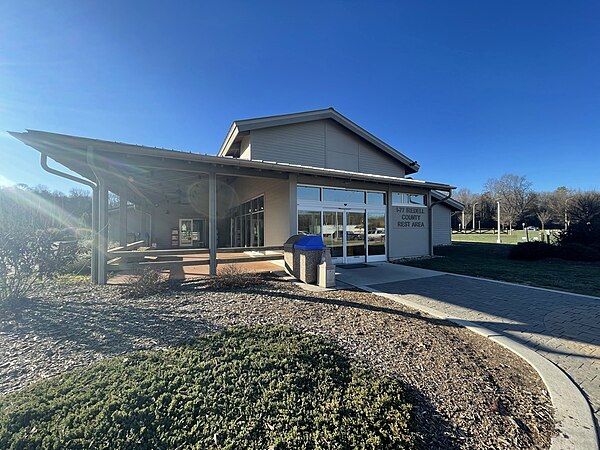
[218,107,421,174]
[432,190,464,211]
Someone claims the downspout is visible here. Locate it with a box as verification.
[40,154,99,283]
[428,189,453,256]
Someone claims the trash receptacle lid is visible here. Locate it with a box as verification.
[294,235,325,250]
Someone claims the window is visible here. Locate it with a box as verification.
[323,188,365,204]
[297,185,321,201]
[298,211,321,235]
[367,192,386,205]
[230,195,264,247]
[392,192,427,206]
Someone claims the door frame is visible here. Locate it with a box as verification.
[179,218,203,247]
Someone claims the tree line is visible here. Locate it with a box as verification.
[453,174,600,231]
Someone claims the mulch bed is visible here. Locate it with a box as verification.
[0,275,555,449]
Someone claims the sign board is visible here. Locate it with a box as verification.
[391,206,426,229]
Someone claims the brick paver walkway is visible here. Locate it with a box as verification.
[370,274,600,430]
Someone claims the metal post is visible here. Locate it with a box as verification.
[288,173,298,237]
[472,202,477,231]
[91,189,98,284]
[119,190,128,247]
[462,209,465,233]
[496,201,501,243]
[427,191,433,256]
[208,172,217,276]
[97,182,108,284]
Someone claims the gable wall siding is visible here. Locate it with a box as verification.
[250,121,326,166]
[249,119,407,177]
[432,203,452,246]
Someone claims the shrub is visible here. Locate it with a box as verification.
[0,229,80,302]
[121,267,169,298]
[508,242,556,261]
[555,222,600,248]
[0,326,415,449]
[209,264,262,289]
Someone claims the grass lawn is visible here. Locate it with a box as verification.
[403,242,600,297]
[0,326,415,450]
[452,229,560,245]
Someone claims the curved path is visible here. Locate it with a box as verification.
[336,263,600,448]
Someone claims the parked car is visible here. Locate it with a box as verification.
[526,226,539,231]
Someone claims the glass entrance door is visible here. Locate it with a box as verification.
[345,211,366,262]
[322,210,367,264]
[323,211,344,263]
[179,219,203,247]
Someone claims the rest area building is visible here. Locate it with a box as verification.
[11,108,463,283]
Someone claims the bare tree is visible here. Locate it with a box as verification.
[453,188,477,230]
[534,192,553,230]
[547,186,573,229]
[485,174,535,231]
[568,191,600,225]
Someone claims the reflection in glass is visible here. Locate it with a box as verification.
[367,192,385,205]
[323,188,364,204]
[297,186,321,201]
[346,212,366,259]
[367,212,386,256]
[298,211,321,235]
[323,211,343,258]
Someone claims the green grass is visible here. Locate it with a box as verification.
[452,229,559,245]
[403,242,600,297]
[0,326,414,450]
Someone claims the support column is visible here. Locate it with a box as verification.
[427,191,434,257]
[208,172,217,276]
[119,189,128,248]
[91,188,98,284]
[288,173,298,237]
[97,182,109,285]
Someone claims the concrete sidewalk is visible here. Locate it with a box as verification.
[336,263,600,438]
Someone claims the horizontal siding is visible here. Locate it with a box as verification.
[358,141,406,178]
[432,204,451,246]
[251,121,325,167]
[249,119,408,178]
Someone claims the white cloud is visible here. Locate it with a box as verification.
[0,173,14,186]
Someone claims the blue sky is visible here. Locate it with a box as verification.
[1,1,598,193]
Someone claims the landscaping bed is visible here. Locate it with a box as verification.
[0,276,555,449]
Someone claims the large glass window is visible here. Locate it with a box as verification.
[367,192,386,205]
[297,186,321,201]
[323,188,365,204]
[230,195,264,247]
[298,211,321,235]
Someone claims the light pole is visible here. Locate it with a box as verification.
[496,200,502,243]
[472,202,478,232]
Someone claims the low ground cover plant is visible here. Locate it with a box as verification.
[0,325,414,449]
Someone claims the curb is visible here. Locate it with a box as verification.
[356,284,599,450]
